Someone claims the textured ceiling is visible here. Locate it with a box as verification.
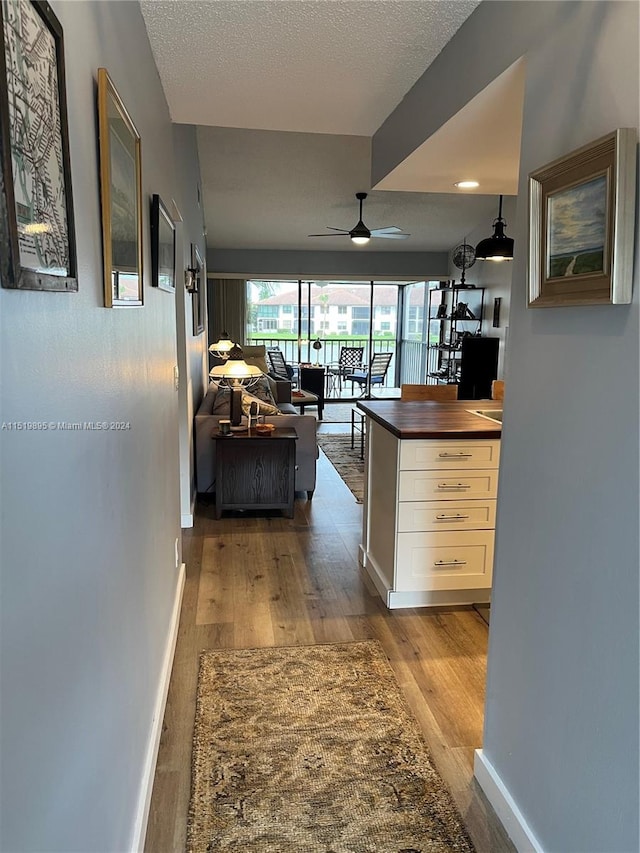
[140,0,520,255]
[140,0,481,135]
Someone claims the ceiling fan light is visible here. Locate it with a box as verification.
[351,235,370,246]
[454,180,479,189]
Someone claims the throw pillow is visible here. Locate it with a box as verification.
[211,383,231,415]
[240,391,280,416]
[249,375,278,408]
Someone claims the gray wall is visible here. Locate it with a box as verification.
[208,247,449,280]
[173,125,208,523]
[373,2,639,850]
[0,2,206,850]
[486,4,639,850]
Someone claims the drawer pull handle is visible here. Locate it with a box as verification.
[434,559,468,567]
[438,452,472,458]
[437,483,471,490]
[435,513,470,521]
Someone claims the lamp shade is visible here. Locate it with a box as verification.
[475,195,514,261]
[209,360,262,381]
[209,331,234,358]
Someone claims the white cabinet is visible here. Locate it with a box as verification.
[361,424,500,609]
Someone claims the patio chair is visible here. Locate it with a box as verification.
[327,346,364,396]
[345,351,393,397]
[267,347,298,384]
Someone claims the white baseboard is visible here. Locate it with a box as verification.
[474,749,544,853]
[129,563,186,852]
[181,491,195,528]
[388,587,490,609]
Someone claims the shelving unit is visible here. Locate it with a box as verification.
[427,285,485,385]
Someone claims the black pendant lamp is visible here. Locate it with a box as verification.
[475,195,514,261]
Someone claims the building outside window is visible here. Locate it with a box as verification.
[258,318,278,332]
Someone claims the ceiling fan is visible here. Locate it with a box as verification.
[308,192,410,245]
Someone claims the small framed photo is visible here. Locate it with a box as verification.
[0,0,77,291]
[150,194,175,292]
[97,67,143,307]
[191,242,205,336]
[528,128,637,307]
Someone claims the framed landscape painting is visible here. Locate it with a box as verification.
[0,0,77,291]
[528,128,637,307]
[97,67,143,307]
[151,194,175,292]
[191,242,205,336]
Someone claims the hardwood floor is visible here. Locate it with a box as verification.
[144,451,514,852]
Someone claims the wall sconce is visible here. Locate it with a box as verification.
[184,267,198,292]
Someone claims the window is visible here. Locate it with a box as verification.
[282,304,293,314]
[379,306,392,315]
[258,305,278,318]
[338,306,347,315]
[258,318,278,332]
[337,322,347,332]
[352,307,370,320]
[380,322,391,331]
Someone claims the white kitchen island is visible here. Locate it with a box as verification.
[357,399,501,609]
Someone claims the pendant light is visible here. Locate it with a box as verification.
[475,195,514,261]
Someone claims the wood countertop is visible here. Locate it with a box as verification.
[356,399,502,440]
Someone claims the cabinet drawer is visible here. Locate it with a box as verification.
[400,440,500,471]
[396,530,494,592]
[398,499,496,532]
[399,469,498,501]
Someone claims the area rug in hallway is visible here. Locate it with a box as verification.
[317,433,364,503]
[187,641,475,853]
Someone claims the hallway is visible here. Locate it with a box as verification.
[145,450,514,852]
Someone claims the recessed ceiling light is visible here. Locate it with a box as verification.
[454,180,480,189]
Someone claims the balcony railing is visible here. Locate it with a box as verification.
[248,336,398,397]
[247,335,436,397]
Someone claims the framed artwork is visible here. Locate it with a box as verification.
[191,242,205,336]
[150,194,175,292]
[0,0,77,291]
[97,67,143,307]
[528,128,637,307]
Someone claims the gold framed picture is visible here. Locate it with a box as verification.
[528,128,636,307]
[97,67,143,307]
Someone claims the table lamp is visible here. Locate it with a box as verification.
[312,337,322,365]
[209,343,263,427]
[208,331,235,360]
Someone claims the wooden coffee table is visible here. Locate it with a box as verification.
[212,427,298,518]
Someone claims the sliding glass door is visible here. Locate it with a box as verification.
[247,279,427,399]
